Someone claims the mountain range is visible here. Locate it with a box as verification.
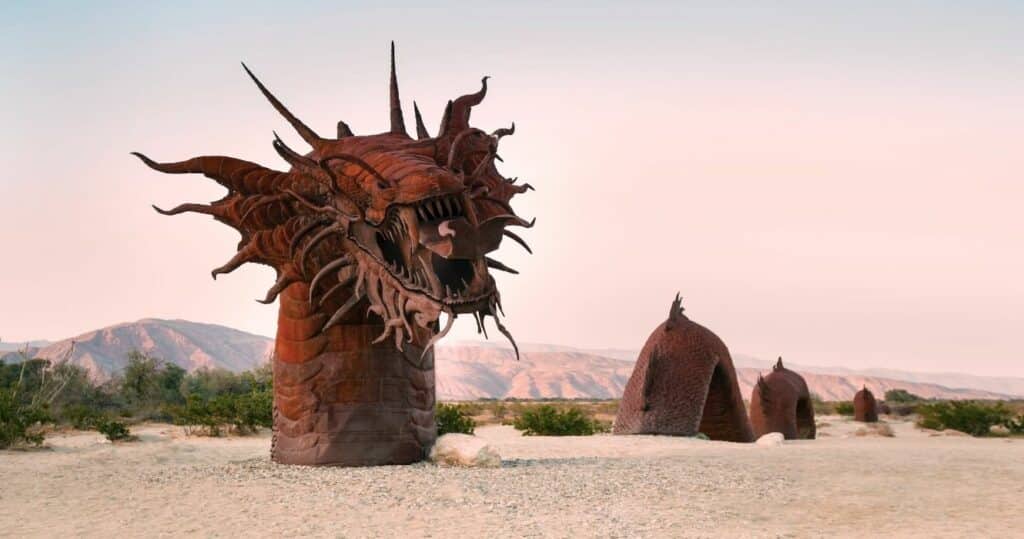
[3,319,1020,400]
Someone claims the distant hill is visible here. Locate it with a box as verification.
[4,319,273,380]
[553,347,1024,399]
[435,342,1014,401]
[5,321,1019,400]
[0,340,51,352]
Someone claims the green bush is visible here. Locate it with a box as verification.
[436,403,475,435]
[884,389,922,403]
[167,390,273,436]
[917,401,1012,437]
[61,404,104,430]
[834,401,854,416]
[95,418,134,442]
[1005,414,1024,435]
[0,389,51,448]
[512,405,605,436]
[235,389,273,432]
[167,394,222,436]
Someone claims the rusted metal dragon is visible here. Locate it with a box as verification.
[134,43,532,465]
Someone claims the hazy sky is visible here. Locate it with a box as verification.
[2,1,1022,376]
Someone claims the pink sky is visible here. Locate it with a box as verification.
[2,3,1022,376]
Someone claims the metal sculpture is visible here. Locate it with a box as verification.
[748,357,816,439]
[134,43,533,466]
[854,386,879,423]
[613,294,754,442]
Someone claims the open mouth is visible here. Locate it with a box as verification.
[353,192,495,311]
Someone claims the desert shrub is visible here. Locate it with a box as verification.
[1005,414,1024,435]
[884,389,922,403]
[810,394,836,415]
[155,363,187,406]
[118,351,187,419]
[436,403,475,435]
[0,389,51,448]
[168,394,222,436]
[917,401,1012,437]
[232,390,273,432]
[120,351,162,406]
[167,390,273,436]
[95,418,134,442]
[180,368,253,400]
[512,405,605,436]
[61,404,104,430]
[0,356,62,448]
[834,401,854,416]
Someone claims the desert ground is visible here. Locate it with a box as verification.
[2,416,1022,538]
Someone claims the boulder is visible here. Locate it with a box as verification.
[755,432,785,446]
[429,434,501,467]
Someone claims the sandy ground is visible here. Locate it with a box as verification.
[1,416,1022,538]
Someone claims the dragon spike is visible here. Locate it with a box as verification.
[388,42,407,136]
[446,128,487,171]
[288,217,329,260]
[322,289,364,332]
[445,76,489,135]
[133,152,292,197]
[299,224,345,274]
[272,132,319,171]
[775,356,784,370]
[502,230,533,254]
[318,267,358,307]
[509,182,535,194]
[241,62,323,148]
[308,254,352,303]
[489,307,520,361]
[210,243,258,279]
[485,257,518,275]
[494,294,506,317]
[257,269,298,304]
[475,311,489,339]
[492,122,515,140]
[481,214,535,229]
[666,292,685,329]
[151,203,215,217]
[238,193,289,226]
[437,99,453,137]
[420,311,455,360]
[413,101,430,139]
[337,120,354,138]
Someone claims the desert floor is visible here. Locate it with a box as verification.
[1,416,1022,538]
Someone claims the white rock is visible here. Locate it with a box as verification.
[429,434,502,467]
[755,432,785,446]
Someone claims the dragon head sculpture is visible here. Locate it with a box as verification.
[134,43,532,356]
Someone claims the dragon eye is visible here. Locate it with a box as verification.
[377,180,389,190]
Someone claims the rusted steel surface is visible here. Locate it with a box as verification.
[613,295,754,443]
[854,386,879,423]
[749,357,816,440]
